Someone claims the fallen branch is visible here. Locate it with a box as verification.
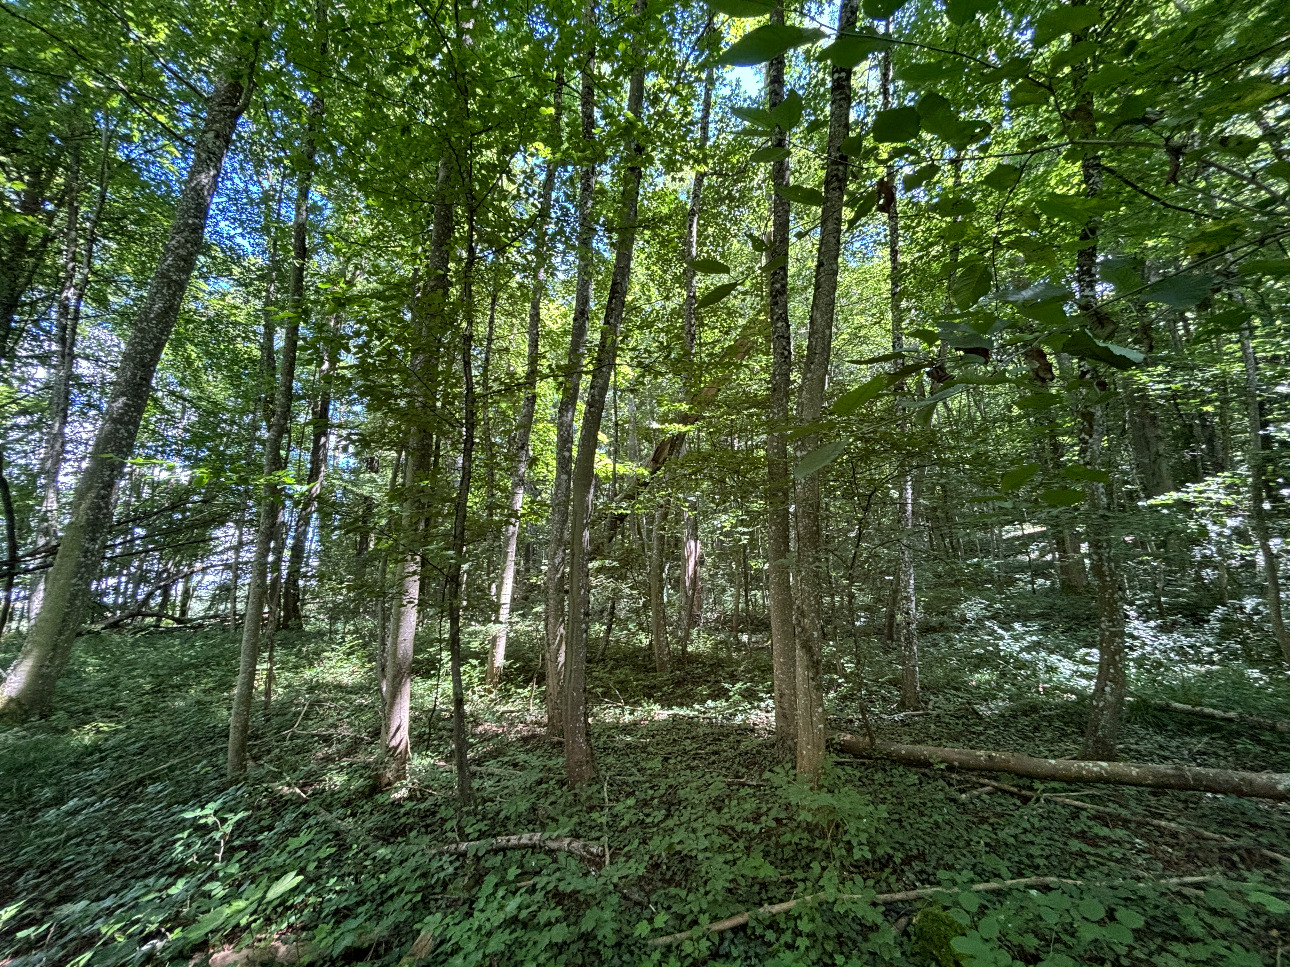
[650,875,1220,946]
[438,832,607,865]
[1146,699,1290,735]
[965,777,1290,866]
[837,735,1290,801]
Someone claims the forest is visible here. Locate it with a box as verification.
[2,0,1290,961]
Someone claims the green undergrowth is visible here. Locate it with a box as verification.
[2,591,1289,966]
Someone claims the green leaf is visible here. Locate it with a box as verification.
[690,258,730,274]
[1239,258,1290,278]
[731,105,775,128]
[1015,392,1062,410]
[1061,464,1111,484]
[775,183,825,206]
[717,25,826,66]
[950,261,991,309]
[1063,329,1144,369]
[1114,908,1146,929]
[1032,6,1099,46]
[769,90,804,130]
[1246,891,1289,914]
[1036,192,1093,224]
[1009,79,1050,106]
[903,164,938,191]
[1040,488,1084,507]
[749,145,790,163]
[795,440,847,478]
[823,35,891,67]
[872,107,921,143]
[832,374,890,416]
[1143,273,1213,308]
[983,163,1022,190]
[1001,463,1040,490]
[862,0,903,19]
[696,281,739,308]
[265,871,304,903]
[1077,897,1106,921]
[945,0,994,25]
[707,0,772,16]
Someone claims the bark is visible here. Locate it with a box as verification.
[281,319,335,628]
[381,159,454,784]
[1,67,252,723]
[33,135,96,616]
[1071,38,1128,761]
[765,7,796,750]
[675,65,713,661]
[792,0,857,781]
[881,49,919,711]
[447,219,477,806]
[837,734,1290,800]
[0,452,17,637]
[228,63,323,777]
[545,17,597,735]
[652,874,1221,947]
[564,0,647,787]
[438,832,606,864]
[1145,697,1290,733]
[1239,318,1290,661]
[488,72,564,687]
[649,498,670,672]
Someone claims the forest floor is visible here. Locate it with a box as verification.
[2,586,1290,966]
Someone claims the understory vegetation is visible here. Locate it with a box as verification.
[3,579,1289,965]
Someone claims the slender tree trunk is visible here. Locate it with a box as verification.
[229,75,321,776]
[564,0,647,787]
[488,72,564,687]
[0,452,17,637]
[1071,45,1129,760]
[1239,318,1290,661]
[227,57,323,774]
[1,66,252,723]
[650,498,670,671]
[545,19,597,736]
[676,64,713,660]
[281,319,336,629]
[765,1,796,752]
[792,0,857,781]
[447,216,478,805]
[881,49,920,711]
[381,160,454,784]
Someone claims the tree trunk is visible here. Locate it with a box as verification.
[488,72,564,687]
[1070,47,1129,761]
[281,316,335,629]
[545,20,597,735]
[837,735,1290,801]
[792,0,857,782]
[381,160,454,784]
[229,88,321,776]
[1,66,252,723]
[676,64,713,661]
[447,216,478,806]
[564,0,647,787]
[0,452,17,637]
[881,48,919,712]
[1239,317,1290,661]
[649,498,670,672]
[765,1,796,753]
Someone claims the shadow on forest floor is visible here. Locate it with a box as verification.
[2,590,1289,965]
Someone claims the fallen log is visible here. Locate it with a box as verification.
[836,735,1290,801]
[438,832,607,865]
[1146,699,1290,734]
[964,777,1290,866]
[650,874,1220,947]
